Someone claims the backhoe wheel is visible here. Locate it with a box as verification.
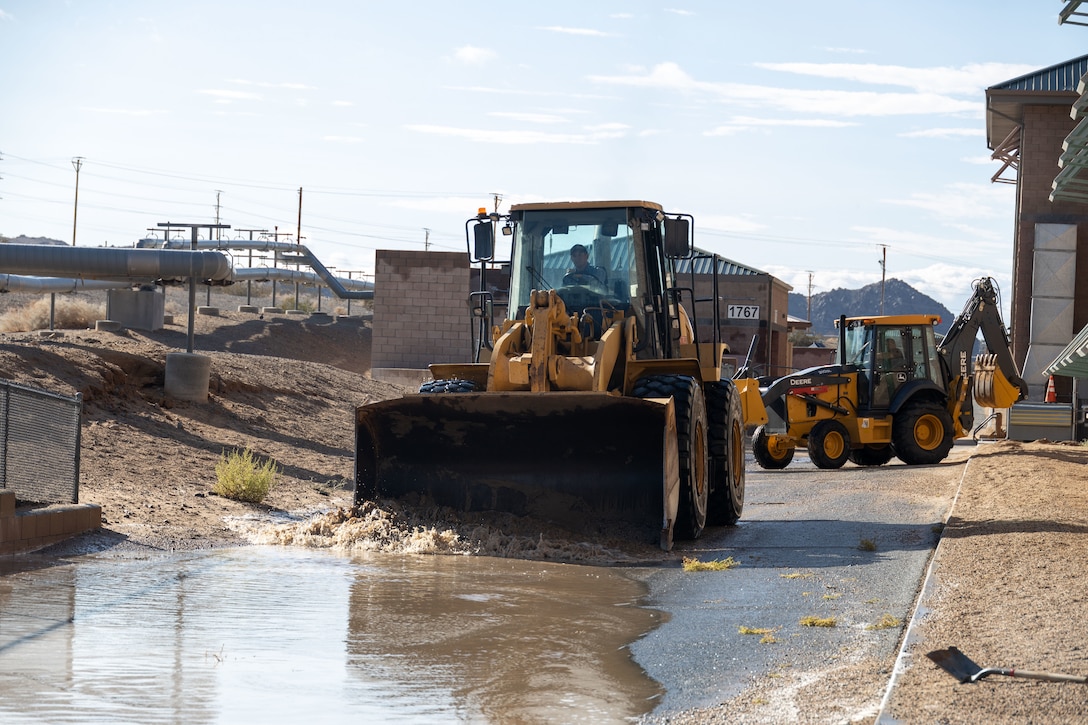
[705,381,744,526]
[807,419,851,469]
[848,444,894,467]
[752,425,795,470]
[893,400,955,465]
[419,379,478,394]
[632,374,708,540]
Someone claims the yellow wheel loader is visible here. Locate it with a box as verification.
[741,277,1027,470]
[354,200,746,550]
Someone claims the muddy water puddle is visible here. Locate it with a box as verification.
[0,547,663,724]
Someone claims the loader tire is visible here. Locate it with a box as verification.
[892,400,955,465]
[705,381,744,526]
[752,425,794,470]
[632,375,708,540]
[807,419,851,469]
[419,379,478,394]
[848,444,894,467]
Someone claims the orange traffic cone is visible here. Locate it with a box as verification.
[1045,375,1057,403]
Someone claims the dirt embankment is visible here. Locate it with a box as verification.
[2,292,671,564]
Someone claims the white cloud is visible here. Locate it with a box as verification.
[588,62,981,117]
[198,89,261,102]
[332,100,354,107]
[406,124,627,144]
[880,182,1014,220]
[383,195,503,215]
[752,61,1038,96]
[665,8,695,16]
[488,111,568,124]
[821,47,869,55]
[322,136,364,144]
[705,116,858,135]
[899,127,985,139]
[80,107,167,117]
[454,46,497,64]
[0,10,13,21]
[539,25,613,37]
[698,214,767,234]
[225,79,314,91]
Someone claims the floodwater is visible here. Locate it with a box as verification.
[0,547,664,724]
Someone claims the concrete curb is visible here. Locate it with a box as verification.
[875,455,975,723]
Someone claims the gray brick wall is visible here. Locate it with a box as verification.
[371,250,472,369]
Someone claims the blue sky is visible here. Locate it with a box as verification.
[2,2,1086,315]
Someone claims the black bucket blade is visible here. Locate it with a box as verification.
[353,391,679,547]
[927,647,983,683]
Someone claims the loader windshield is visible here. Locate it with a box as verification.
[508,207,640,320]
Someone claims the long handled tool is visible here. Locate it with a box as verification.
[927,647,1088,684]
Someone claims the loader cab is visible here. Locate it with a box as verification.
[840,316,944,411]
[504,202,675,357]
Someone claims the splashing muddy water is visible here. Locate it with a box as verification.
[242,501,674,566]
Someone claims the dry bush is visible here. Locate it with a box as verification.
[214,448,280,503]
[0,296,106,332]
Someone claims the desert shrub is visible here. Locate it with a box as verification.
[0,296,106,332]
[214,448,280,503]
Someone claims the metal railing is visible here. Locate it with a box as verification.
[0,381,82,504]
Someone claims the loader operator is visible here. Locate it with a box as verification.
[565,244,608,285]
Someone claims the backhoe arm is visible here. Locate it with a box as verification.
[940,277,1028,407]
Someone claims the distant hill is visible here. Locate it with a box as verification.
[788,278,954,337]
[2,235,67,246]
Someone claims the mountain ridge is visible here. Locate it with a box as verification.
[788,278,954,337]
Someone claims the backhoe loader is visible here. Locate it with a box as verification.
[354,200,746,550]
[742,276,1027,470]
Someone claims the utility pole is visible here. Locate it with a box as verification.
[806,271,814,322]
[71,157,83,246]
[214,191,223,240]
[878,245,887,315]
[295,187,303,310]
[423,228,431,251]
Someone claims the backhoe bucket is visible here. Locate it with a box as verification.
[354,392,681,550]
[974,353,1024,409]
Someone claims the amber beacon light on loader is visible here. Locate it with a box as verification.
[740,276,1027,471]
[353,200,748,550]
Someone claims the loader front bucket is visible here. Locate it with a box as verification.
[354,392,681,550]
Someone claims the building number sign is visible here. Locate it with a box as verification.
[728,304,760,320]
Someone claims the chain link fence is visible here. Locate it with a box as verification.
[0,381,82,504]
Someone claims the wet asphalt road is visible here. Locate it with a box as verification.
[626,445,966,719]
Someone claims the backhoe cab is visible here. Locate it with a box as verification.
[747,277,1027,470]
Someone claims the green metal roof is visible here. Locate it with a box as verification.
[1044,322,1088,378]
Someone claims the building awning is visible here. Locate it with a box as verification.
[1043,322,1088,378]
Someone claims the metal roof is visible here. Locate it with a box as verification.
[542,244,764,277]
[989,56,1088,93]
[678,250,765,276]
[986,55,1088,152]
[1044,322,1088,378]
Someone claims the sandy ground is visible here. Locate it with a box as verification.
[3,288,1088,723]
